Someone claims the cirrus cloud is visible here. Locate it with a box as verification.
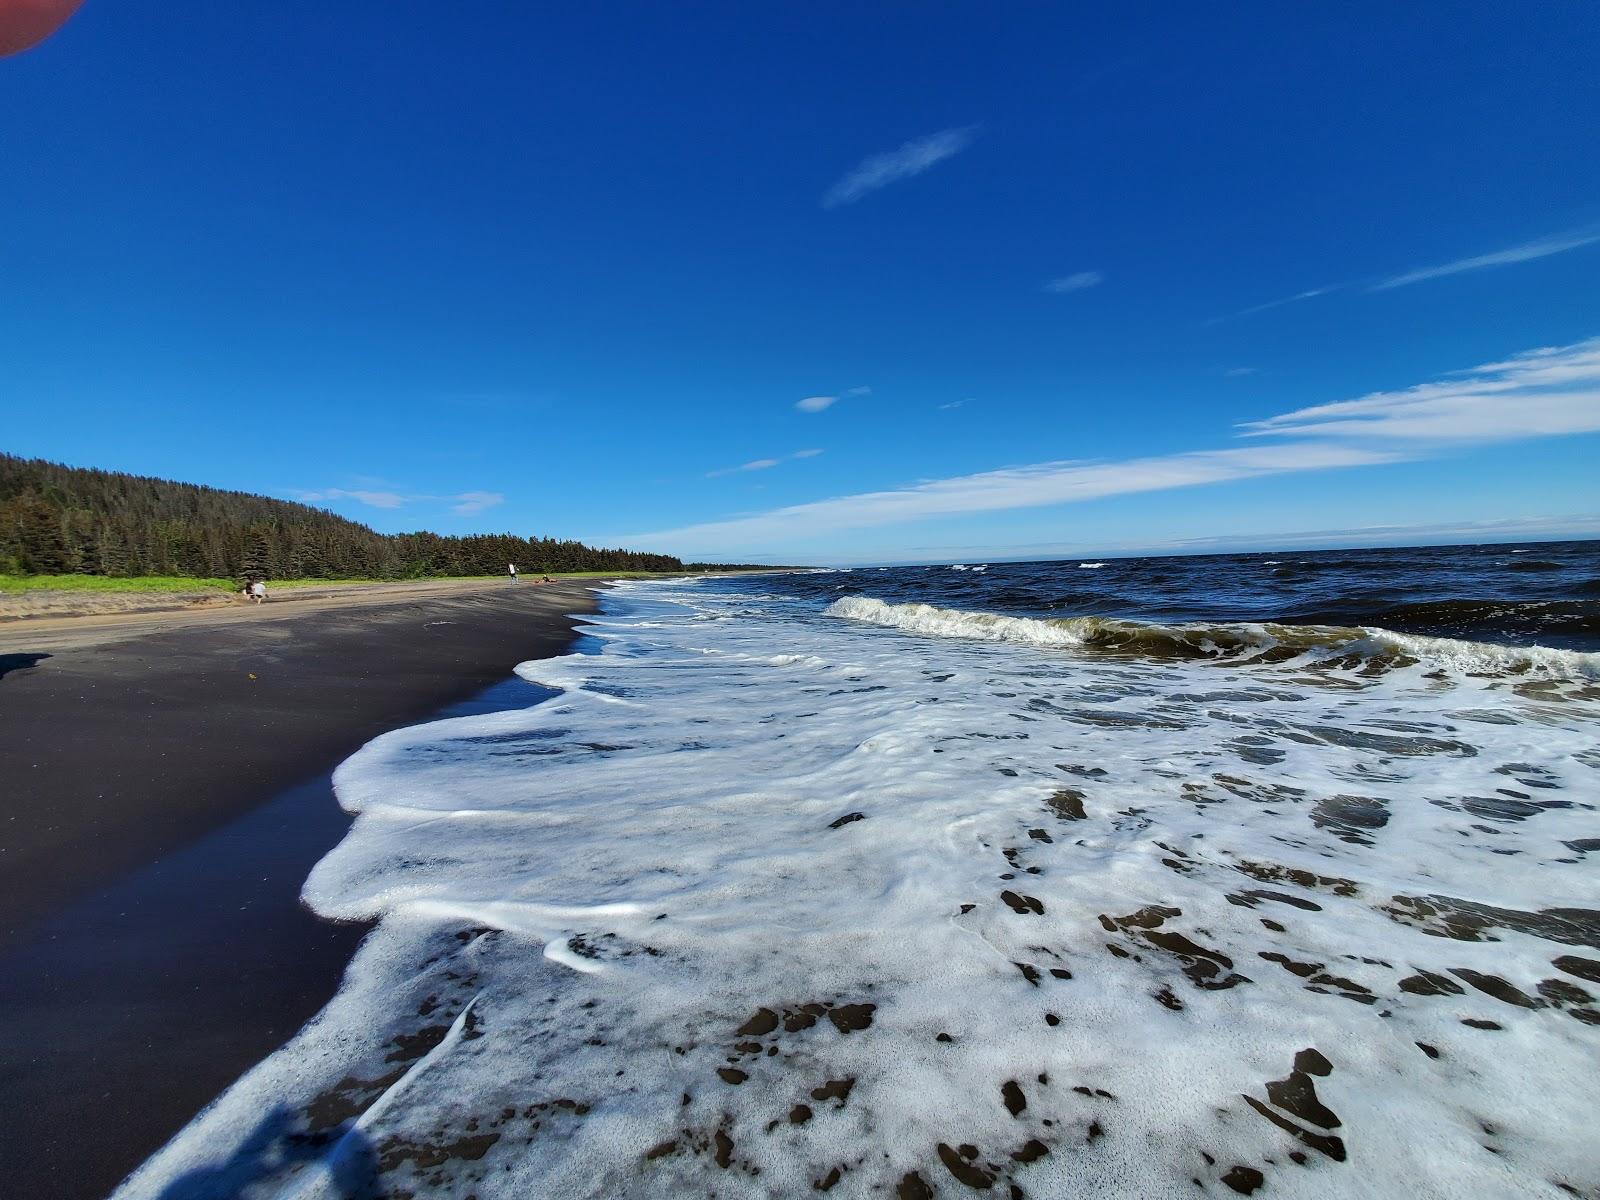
[796,385,869,414]
[291,486,507,517]
[625,336,1600,557]
[1210,224,1600,324]
[629,443,1399,555]
[292,487,407,509]
[1240,337,1600,442]
[822,126,978,209]
[1044,271,1104,294]
[449,491,506,515]
[706,449,826,479]
[1372,227,1600,291]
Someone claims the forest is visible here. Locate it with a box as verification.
[0,453,688,579]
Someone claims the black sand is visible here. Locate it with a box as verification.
[0,581,599,1199]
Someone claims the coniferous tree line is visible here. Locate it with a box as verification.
[0,454,684,579]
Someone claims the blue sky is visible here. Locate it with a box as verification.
[3,2,1598,564]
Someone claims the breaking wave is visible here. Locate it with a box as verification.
[824,595,1600,679]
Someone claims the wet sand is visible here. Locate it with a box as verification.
[0,581,600,1199]
[0,578,599,939]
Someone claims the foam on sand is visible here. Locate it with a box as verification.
[119,579,1600,1198]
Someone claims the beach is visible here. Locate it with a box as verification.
[0,579,599,1199]
[0,578,601,939]
[6,547,1600,1199]
[111,545,1600,1200]
[6,2,1594,1194]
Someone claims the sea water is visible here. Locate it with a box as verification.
[119,543,1600,1198]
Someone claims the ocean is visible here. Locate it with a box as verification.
[121,541,1600,1199]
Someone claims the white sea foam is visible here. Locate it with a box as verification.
[827,595,1102,649]
[1078,561,1107,568]
[119,580,1600,1199]
[825,595,1600,680]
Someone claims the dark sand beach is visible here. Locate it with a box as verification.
[0,580,599,1199]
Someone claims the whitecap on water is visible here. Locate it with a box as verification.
[119,581,1600,1199]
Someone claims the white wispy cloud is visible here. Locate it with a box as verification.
[631,444,1399,554]
[938,400,968,410]
[1372,227,1600,291]
[449,491,505,515]
[626,336,1600,555]
[1241,337,1600,442]
[706,449,825,479]
[797,386,867,414]
[293,487,408,509]
[1213,224,1600,323]
[706,458,782,479]
[293,487,506,516]
[1044,271,1104,294]
[822,126,978,209]
[1224,367,1259,378]
[1205,286,1335,326]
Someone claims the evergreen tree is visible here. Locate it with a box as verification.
[15,495,71,573]
[240,526,275,580]
[0,453,695,579]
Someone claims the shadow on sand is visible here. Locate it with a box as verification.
[150,1106,380,1200]
[0,652,51,680]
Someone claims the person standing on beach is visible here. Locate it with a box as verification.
[508,562,518,584]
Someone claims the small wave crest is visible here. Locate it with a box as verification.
[823,595,1600,679]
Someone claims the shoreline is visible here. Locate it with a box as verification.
[0,580,601,1199]
[0,578,601,938]
[0,571,792,626]
[0,575,601,628]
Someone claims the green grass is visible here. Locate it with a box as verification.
[0,571,697,595]
[0,574,240,594]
